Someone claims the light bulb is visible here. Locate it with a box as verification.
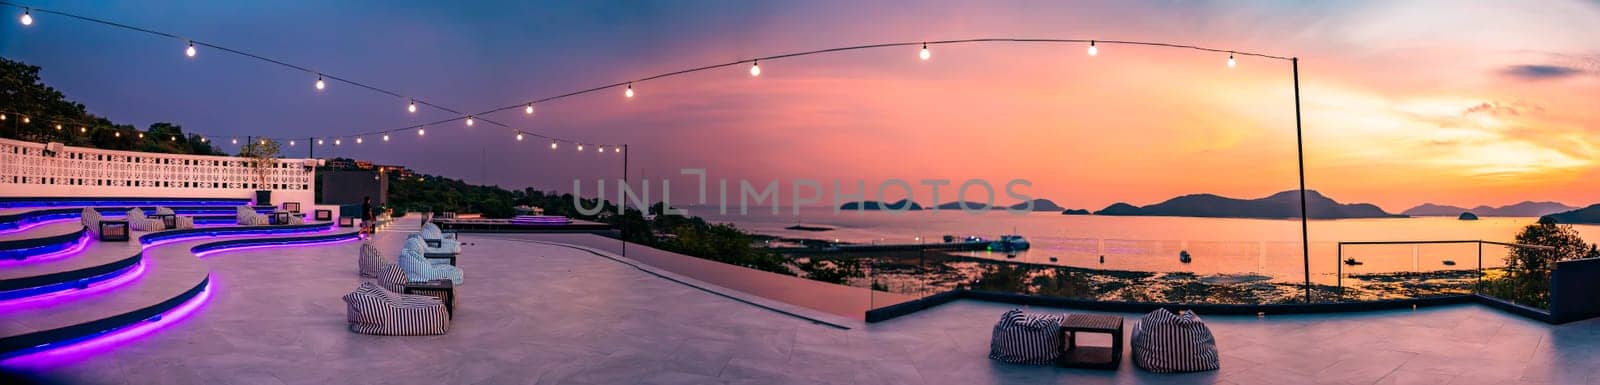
[170,136,176,141]
[290,140,297,146]
[55,124,62,130]
[408,101,417,113]
[79,126,86,133]
[316,139,323,145]
[259,140,265,145]
[625,84,634,98]
[335,139,341,146]
[315,76,326,91]
[21,116,29,124]
[115,131,121,137]
[550,141,557,149]
[1088,41,1098,56]
[578,144,584,151]
[202,137,208,143]
[1227,53,1236,68]
[516,132,524,141]
[418,128,425,136]
[614,147,621,153]
[185,43,196,58]
[138,133,144,138]
[525,104,534,115]
[750,60,761,77]
[356,137,362,144]
[598,146,605,153]
[465,117,474,127]
[919,43,930,60]
[231,138,237,144]
[383,133,390,141]
[20,10,31,26]
[0,114,6,120]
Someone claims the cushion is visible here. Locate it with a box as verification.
[1132,309,1219,373]
[398,247,463,284]
[342,281,449,336]
[358,242,391,278]
[989,309,1064,364]
[375,263,407,292]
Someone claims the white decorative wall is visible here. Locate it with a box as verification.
[0,138,317,206]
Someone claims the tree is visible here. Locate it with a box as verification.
[239,139,282,190]
[1483,217,1599,308]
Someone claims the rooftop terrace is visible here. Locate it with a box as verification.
[8,217,1597,385]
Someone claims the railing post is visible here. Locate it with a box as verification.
[1293,57,1311,304]
[1336,243,1343,300]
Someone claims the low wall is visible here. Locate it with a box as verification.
[0,138,315,206]
[1551,257,1600,323]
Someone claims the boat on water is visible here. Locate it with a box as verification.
[1179,250,1192,263]
[988,235,1030,252]
[1344,258,1363,266]
[1442,260,1457,266]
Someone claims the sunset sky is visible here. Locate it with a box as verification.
[2,1,1597,213]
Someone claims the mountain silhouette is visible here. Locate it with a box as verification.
[1404,201,1575,217]
[1008,199,1064,212]
[1092,190,1401,219]
[1542,204,1600,224]
[838,199,923,211]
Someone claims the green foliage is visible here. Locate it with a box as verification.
[0,58,222,155]
[796,257,864,284]
[238,138,282,188]
[1479,220,1599,309]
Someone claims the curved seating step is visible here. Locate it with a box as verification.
[0,197,250,210]
[0,222,87,262]
[0,224,360,359]
[0,235,212,357]
[0,206,291,231]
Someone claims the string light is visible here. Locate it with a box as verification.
[79,126,86,133]
[19,9,31,26]
[919,43,930,60]
[598,145,605,153]
[624,84,634,98]
[316,139,323,145]
[0,114,6,120]
[138,133,143,139]
[231,138,237,144]
[201,137,208,143]
[550,140,557,149]
[417,128,425,136]
[382,133,390,141]
[355,136,363,144]
[408,100,417,113]
[465,117,474,127]
[334,139,341,146]
[259,139,265,145]
[515,132,523,141]
[185,42,196,58]
[1088,41,1098,56]
[170,136,176,141]
[314,76,325,91]
[750,60,761,77]
[55,124,62,131]
[21,116,27,124]
[115,131,120,137]
[578,144,584,151]
[525,104,534,115]
[290,140,297,146]
[1228,53,1236,68]
[614,147,621,153]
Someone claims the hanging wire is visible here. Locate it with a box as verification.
[2,2,1294,150]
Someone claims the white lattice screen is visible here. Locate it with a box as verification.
[0,138,316,204]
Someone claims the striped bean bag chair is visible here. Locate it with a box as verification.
[81,208,102,236]
[358,242,391,278]
[342,281,449,336]
[237,206,269,226]
[375,263,407,292]
[154,207,195,229]
[405,233,459,264]
[988,309,1065,365]
[126,208,166,231]
[1131,309,1220,373]
[398,247,463,285]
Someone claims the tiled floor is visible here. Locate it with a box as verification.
[10,219,1600,385]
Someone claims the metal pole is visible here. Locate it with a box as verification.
[622,144,628,259]
[1294,57,1312,303]
[308,137,314,159]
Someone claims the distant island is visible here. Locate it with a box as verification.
[1092,190,1404,219]
[842,198,1065,212]
[839,199,923,211]
[1542,204,1600,224]
[1060,209,1091,215]
[1458,212,1478,220]
[1403,201,1576,217]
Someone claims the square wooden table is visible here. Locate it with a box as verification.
[99,220,130,242]
[403,280,455,317]
[154,213,177,229]
[1059,314,1124,370]
[271,212,290,225]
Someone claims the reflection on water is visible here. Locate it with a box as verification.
[696,207,1600,296]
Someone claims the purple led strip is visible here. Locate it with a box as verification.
[0,280,213,369]
[192,235,361,259]
[0,217,79,236]
[0,233,92,268]
[0,262,146,310]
